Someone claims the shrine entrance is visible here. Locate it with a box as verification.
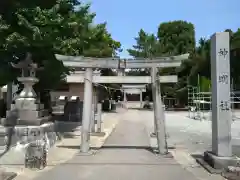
[55,53,189,154]
[122,84,146,107]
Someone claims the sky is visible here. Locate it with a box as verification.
[83,0,240,58]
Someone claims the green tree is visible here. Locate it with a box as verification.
[0,0,121,90]
[129,21,240,106]
[128,29,159,58]
[127,21,196,105]
[126,29,159,100]
[191,29,240,91]
[127,29,159,76]
[157,21,195,104]
[158,21,195,55]
[0,0,121,108]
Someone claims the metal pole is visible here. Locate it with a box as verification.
[80,68,93,153]
[96,103,102,133]
[153,67,168,154]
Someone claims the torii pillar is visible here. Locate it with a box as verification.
[80,68,93,153]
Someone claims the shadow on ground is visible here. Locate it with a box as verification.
[55,121,82,139]
[127,108,153,111]
[56,145,176,156]
[102,111,118,114]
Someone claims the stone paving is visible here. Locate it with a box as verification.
[20,109,226,180]
[142,111,225,180]
[0,111,120,180]
[0,107,236,179]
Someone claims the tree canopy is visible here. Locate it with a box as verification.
[127,21,195,102]
[1,2,240,107]
[0,0,121,91]
[127,20,240,106]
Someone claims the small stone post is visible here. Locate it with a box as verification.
[91,104,95,133]
[123,91,127,108]
[96,103,102,133]
[91,103,105,136]
[140,90,143,108]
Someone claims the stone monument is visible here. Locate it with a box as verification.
[203,32,240,170]
[8,52,49,125]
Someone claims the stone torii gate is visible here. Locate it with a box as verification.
[122,84,146,107]
[56,54,189,154]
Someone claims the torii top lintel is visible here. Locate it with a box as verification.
[55,54,189,69]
